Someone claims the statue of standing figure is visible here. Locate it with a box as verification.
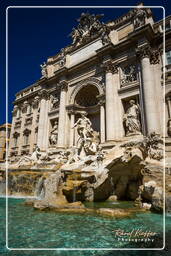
[133,8,146,29]
[49,121,58,145]
[40,62,47,78]
[72,113,97,156]
[123,100,141,136]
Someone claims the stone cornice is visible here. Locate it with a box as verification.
[14,90,41,104]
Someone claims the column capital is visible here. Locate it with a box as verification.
[150,49,160,65]
[59,80,68,91]
[101,61,119,74]
[21,100,29,113]
[136,45,151,60]
[32,96,40,109]
[38,89,50,100]
[136,46,160,64]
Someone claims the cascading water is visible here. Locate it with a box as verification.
[34,176,45,199]
[72,186,76,202]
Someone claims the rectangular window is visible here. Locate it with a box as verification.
[27,104,32,114]
[166,50,171,65]
[24,135,29,145]
[14,137,18,147]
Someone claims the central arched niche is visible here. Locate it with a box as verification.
[75,84,99,107]
[74,84,100,133]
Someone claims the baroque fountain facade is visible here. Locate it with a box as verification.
[2,5,171,214]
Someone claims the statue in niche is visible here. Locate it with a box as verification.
[51,95,59,110]
[40,62,47,78]
[72,113,97,157]
[133,8,146,29]
[49,121,58,145]
[123,100,141,136]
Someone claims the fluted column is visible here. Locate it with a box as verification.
[57,81,67,148]
[137,46,161,135]
[37,90,50,151]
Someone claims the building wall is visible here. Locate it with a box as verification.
[0,124,11,162]
[8,8,171,161]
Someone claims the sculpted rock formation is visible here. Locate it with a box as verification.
[31,132,164,212]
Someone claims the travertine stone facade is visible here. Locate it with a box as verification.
[0,123,11,162]
[8,4,171,160]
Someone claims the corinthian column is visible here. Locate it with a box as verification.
[151,49,163,135]
[37,90,50,151]
[69,112,75,147]
[137,46,161,135]
[57,81,67,148]
[103,61,123,141]
[98,95,105,143]
[166,96,171,118]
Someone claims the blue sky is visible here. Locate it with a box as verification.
[0,0,170,124]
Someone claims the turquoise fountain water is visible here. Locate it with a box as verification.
[0,198,171,256]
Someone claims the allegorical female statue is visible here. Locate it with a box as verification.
[49,121,58,145]
[123,100,141,136]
